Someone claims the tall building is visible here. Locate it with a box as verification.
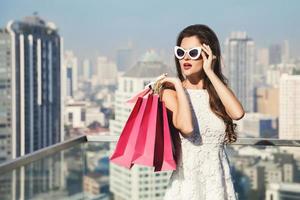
[82,58,91,80]
[279,74,300,140]
[257,48,269,67]
[256,87,279,117]
[109,50,175,200]
[255,48,269,85]
[266,63,295,87]
[266,66,282,87]
[224,32,255,112]
[0,28,13,163]
[0,16,63,162]
[269,44,282,65]
[281,40,290,64]
[0,15,64,200]
[64,50,78,98]
[95,56,118,85]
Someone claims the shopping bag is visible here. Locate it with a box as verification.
[131,93,176,171]
[110,73,177,171]
[110,95,151,168]
[154,101,177,172]
[132,93,160,166]
[153,100,164,171]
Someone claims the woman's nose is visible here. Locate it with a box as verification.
[183,52,190,60]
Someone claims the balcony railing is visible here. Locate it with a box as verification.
[0,135,300,200]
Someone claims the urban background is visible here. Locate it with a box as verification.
[0,0,300,199]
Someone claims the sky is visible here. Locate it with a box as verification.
[1,0,300,62]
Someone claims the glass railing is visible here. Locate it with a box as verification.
[0,135,300,200]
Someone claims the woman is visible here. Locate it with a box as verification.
[159,24,245,200]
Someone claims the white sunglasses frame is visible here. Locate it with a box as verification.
[174,46,202,60]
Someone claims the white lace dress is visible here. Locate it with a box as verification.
[163,88,238,200]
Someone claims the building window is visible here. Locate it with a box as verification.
[129,80,133,92]
[68,113,73,122]
[81,109,86,121]
[124,79,127,92]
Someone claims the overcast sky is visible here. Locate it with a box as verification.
[1,0,300,62]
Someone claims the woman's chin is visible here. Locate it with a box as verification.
[183,69,204,77]
[183,71,194,76]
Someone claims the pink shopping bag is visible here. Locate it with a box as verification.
[110,95,151,168]
[110,74,177,171]
[131,93,176,172]
[132,93,160,166]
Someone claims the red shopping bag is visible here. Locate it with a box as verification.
[153,100,164,171]
[154,101,177,172]
[110,95,152,168]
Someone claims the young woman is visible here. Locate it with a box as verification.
[159,24,245,200]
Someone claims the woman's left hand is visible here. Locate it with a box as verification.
[201,43,217,74]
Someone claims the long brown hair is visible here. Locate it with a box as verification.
[175,24,237,143]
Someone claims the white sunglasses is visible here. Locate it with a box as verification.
[174,46,202,60]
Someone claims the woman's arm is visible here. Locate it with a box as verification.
[160,78,194,137]
[206,70,245,120]
[200,43,245,120]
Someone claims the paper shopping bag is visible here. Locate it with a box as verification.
[154,101,177,172]
[132,93,160,166]
[110,96,151,168]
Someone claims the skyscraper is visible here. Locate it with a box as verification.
[82,58,91,80]
[269,44,282,65]
[224,32,255,112]
[109,50,175,200]
[279,74,300,140]
[0,15,65,200]
[256,87,279,117]
[0,15,63,162]
[0,28,13,163]
[281,40,290,64]
[64,50,78,98]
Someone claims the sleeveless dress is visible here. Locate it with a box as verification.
[163,88,238,200]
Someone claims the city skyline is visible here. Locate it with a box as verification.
[1,0,300,60]
[1,2,300,198]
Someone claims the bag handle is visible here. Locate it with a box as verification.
[126,73,168,104]
[152,73,167,100]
